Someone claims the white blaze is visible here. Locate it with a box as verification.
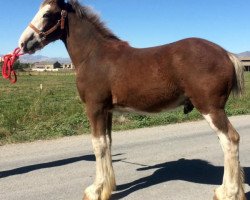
[19,4,51,48]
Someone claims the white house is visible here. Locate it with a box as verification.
[32,61,62,72]
[62,62,75,69]
[31,61,74,72]
[241,57,250,72]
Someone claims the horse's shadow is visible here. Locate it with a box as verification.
[112,158,250,199]
[0,154,95,179]
[1,155,249,199]
[0,153,123,179]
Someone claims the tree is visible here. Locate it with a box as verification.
[13,60,30,71]
[54,61,62,69]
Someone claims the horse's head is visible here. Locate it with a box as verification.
[19,0,67,54]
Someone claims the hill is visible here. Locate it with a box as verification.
[238,51,250,58]
[0,54,71,64]
[19,54,71,63]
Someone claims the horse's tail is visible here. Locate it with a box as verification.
[228,53,245,97]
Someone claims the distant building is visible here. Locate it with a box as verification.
[31,61,62,72]
[0,57,3,62]
[31,61,74,72]
[241,57,250,72]
[62,62,75,69]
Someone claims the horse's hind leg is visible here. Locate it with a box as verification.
[83,105,115,200]
[106,112,116,191]
[203,110,246,200]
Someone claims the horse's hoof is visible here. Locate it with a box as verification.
[83,195,90,200]
[213,194,219,200]
[213,188,247,200]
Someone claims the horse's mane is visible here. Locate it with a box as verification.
[68,0,120,41]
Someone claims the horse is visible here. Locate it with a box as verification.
[18,0,246,199]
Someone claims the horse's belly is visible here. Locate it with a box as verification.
[112,94,185,114]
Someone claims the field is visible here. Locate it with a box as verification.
[0,72,249,145]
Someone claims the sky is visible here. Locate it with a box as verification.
[0,0,249,58]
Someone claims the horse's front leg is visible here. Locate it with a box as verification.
[84,105,115,200]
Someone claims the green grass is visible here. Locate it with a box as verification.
[0,73,249,145]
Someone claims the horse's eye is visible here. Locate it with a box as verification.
[43,13,50,18]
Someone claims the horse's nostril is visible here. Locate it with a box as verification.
[20,43,24,48]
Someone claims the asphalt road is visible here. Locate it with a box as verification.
[1,115,250,200]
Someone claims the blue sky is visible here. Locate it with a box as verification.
[0,0,249,58]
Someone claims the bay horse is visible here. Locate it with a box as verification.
[18,0,246,199]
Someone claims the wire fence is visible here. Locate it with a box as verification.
[16,71,76,76]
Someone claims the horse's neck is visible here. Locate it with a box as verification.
[63,13,104,67]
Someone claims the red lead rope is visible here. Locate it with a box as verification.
[1,47,23,84]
